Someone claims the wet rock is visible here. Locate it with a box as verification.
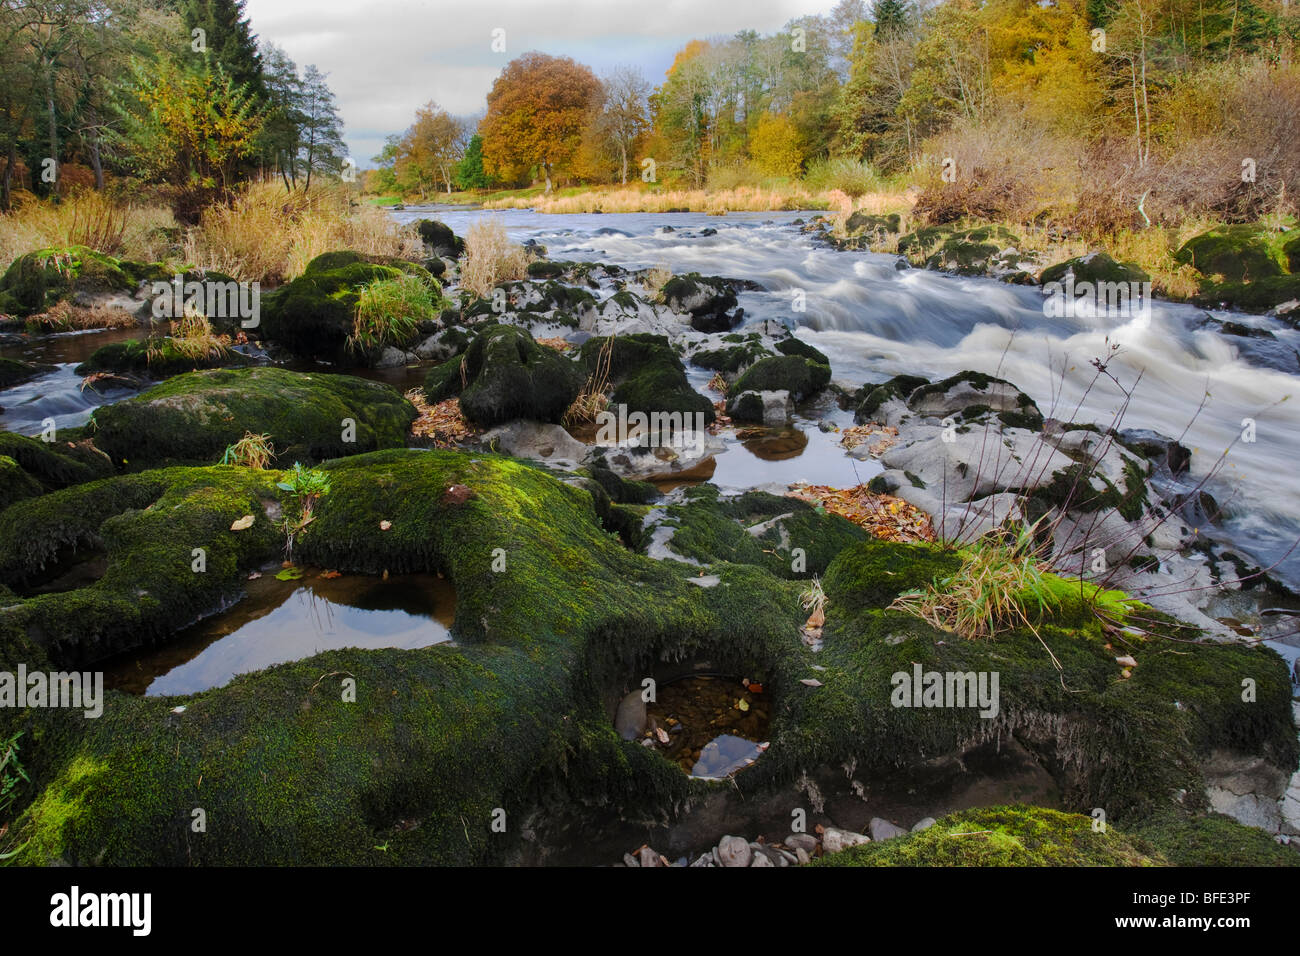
[716,835,752,867]
[413,219,464,258]
[480,420,588,467]
[726,389,792,425]
[730,355,830,405]
[795,847,811,865]
[623,852,640,867]
[1039,251,1149,287]
[1115,427,1191,476]
[639,845,664,867]
[749,846,775,866]
[869,817,908,841]
[912,817,937,832]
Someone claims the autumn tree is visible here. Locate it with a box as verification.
[479,52,600,190]
[594,66,651,184]
[394,101,467,196]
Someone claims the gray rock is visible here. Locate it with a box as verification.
[614,689,647,741]
[623,852,639,867]
[912,817,937,832]
[784,833,818,853]
[749,849,774,867]
[639,846,664,868]
[821,827,870,854]
[373,346,411,368]
[795,847,811,865]
[480,420,589,467]
[716,835,753,867]
[869,817,908,841]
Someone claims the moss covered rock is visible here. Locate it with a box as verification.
[259,253,415,359]
[1176,225,1284,282]
[413,219,464,258]
[1039,251,1150,286]
[0,447,1293,865]
[0,356,54,387]
[579,333,715,424]
[0,431,115,495]
[90,367,416,467]
[811,806,1159,866]
[0,453,43,512]
[730,354,831,404]
[897,225,1021,276]
[0,246,141,317]
[424,324,584,427]
[75,338,254,379]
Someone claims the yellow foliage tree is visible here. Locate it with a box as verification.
[750,112,804,178]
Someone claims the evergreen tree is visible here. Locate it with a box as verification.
[872,0,912,39]
[297,64,346,190]
[454,133,491,190]
[178,0,265,100]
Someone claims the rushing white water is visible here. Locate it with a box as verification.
[396,206,1300,587]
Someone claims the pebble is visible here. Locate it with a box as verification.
[623,852,640,867]
[821,827,871,853]
[795,847,811,865]
[869,817,908,841]
[716,835,753,867]
[785,833,818,853]
[912,817,937,832]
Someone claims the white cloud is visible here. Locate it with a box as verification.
[244,0,833,164]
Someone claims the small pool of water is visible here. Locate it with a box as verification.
[642,675,771,779]
[103,569,456,696]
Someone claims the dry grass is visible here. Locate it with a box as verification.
[184,181,423,286]
[26,300,139,331]
[221,431,275,468]
[458,217,528,300]
[484,184,832,214]
[148,313,230,363]
[563,334,614,427]
[890,523,1057,641]
[0,190,178,266]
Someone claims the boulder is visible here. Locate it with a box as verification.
[425,325,585,428]
[90,366,415,466]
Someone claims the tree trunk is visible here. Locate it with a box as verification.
[89,127,104,191]
[619,141,628,185]
[47,65,58,199]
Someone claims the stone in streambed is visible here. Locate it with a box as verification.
[614,689,647,741]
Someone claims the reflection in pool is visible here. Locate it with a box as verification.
[104,570,455,696]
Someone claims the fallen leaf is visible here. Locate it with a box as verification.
[230,514,255,531]
[247,571,262,580]
[379,520,392,531]
[735,698,751,712]
[319,570,342,580]
[276,566,303,581]
[1115,655,1137,668]
[655,727,670,744]
[806,606,825,628]
[800,678,823,687]
[747,682,764,694]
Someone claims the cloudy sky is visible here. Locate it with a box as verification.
[244,0,834,167]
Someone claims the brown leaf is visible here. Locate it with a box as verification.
[230,514,255,531]
[806,606,825,628]
[442,484,475,506]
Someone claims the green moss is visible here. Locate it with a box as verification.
[90,367,415,467]
[853,374,929,423]
[0,466,283,666]
[0,357,54,388]
[0,246,137,316]
[730,354,831,403]
[1040,252,1150,286]
[74,339,253,379]
[0,432,114,492]
[1131,811,1300,866]
[812,806,1159,866]
[1176,225,1286,282]
[691,341,772,374]
[424,324,584,427]
[1194,275,1300,313]
[654,490,867,578]
[0,454,42,512]
[579,334,714,423]
[260,255,410,359]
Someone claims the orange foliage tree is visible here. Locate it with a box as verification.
[479,52,601,189]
